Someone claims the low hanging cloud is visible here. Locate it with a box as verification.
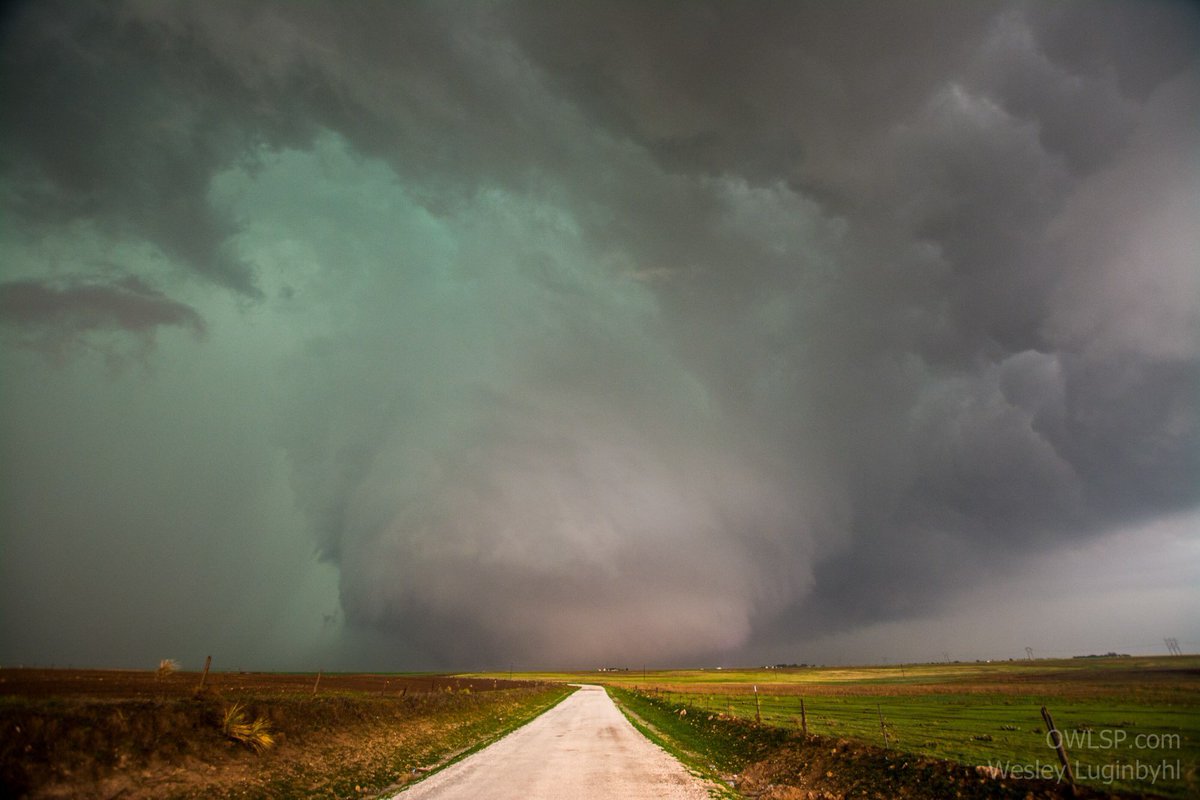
[0,1,1196,669]
[0,275,205,361]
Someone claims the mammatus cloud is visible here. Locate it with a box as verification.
[1,1,1196,669]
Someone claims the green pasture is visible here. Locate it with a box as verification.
[465,656,1200,797]
[671,691,1196,796]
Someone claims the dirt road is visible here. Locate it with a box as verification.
[392,684,718,799]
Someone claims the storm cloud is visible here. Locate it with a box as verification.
[1,1,1196,670]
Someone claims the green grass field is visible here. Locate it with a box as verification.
[467,656,1200,797]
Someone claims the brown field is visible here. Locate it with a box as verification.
[0,668,565,800]
[0,667,536,700]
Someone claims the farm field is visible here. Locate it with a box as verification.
[0,668,569,799]
[470,656,1200,798]
[4,658,1194,798]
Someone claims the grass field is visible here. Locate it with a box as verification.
[468,655,1200,797]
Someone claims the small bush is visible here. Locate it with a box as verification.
[221,703,275,753]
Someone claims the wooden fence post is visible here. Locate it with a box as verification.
[878,704,889,749]
[754,685,761,724]
[198,655,212,690]
[312,670,321,696]
[800,697,808,736]
[1041,706,1076,788]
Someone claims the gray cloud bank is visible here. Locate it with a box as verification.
[1,1,1197,669]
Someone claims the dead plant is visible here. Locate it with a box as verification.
[220,702,275,753]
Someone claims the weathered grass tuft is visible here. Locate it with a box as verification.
[156,659,180,679]
[221,702,275,753]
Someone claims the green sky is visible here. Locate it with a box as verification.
[1,1,1197,670]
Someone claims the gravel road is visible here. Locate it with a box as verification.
[392,684,718,799]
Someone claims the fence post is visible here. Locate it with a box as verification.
[1041,706,1076,789]
[198,655,212,691]
[878,704,889,749]
[800,697,808,737]
[312,670,321,696]
[754,685,762,724]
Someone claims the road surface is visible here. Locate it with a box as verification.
[392,684,718,799]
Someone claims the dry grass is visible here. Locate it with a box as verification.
[156,659,180,680]
[220,702,275,753]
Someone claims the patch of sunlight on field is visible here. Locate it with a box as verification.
[466,655,1200,691]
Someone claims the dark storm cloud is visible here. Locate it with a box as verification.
[0,275,204,358]
[1,0,1196,668]
[0,0,309,296]
[500,1,1000,183]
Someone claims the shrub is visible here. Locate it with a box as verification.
[220,702,275,753]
